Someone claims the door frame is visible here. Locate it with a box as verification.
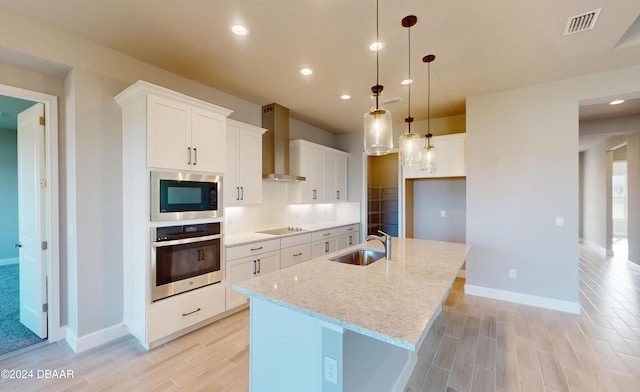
[1,83,61,342]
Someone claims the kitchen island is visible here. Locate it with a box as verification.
[234,237,470,392]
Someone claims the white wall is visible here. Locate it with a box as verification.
[466,64,640,311]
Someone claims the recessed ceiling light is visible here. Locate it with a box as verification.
[300,68,313,76]
[341,94,351,100]
[401,79,412,85]
[369,42,383,51]
[231,25,249,35]
[609,99,625,105]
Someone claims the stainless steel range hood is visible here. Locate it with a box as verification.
[262,103,305,181]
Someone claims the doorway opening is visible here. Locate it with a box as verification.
[611,146,629,259]
[0,84,60,357]
[366,153,399,237]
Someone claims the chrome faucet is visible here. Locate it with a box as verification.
[366,230,392,260]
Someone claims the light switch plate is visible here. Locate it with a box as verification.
[555,216,564,227]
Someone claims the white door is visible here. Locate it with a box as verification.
[17,103,47,339]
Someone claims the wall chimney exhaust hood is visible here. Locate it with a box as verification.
[262,103,305,181]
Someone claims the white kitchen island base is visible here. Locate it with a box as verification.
[249,296,424,392]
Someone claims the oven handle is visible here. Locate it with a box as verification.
[152,234,222,247]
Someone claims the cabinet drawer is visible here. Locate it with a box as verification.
[226,238,280,261]
[339,224,359,235]
[281,233,312,248]
[146,283,225,343]
[281,243,312,269]
[311,229,339,242]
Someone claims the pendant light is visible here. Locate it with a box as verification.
[420,54,437,173]
[364,0,392,156]
[399,15,421,166]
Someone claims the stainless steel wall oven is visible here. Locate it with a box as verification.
[151,222,223,302]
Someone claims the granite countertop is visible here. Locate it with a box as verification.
[225,221,360,247]
[234,237,471,351]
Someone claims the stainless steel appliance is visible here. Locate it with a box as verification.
[151,222,223,302]
[151,171,222,221]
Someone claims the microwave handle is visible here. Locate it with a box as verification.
[152,233,222,247]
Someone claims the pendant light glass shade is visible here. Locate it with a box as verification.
[420,135,437,172]
[364,85,393,155]
[399,131,422,165]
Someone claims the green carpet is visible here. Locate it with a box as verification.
[0,264,45,356]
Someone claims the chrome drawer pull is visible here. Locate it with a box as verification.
[251,246,264,251]
[293,252,302,257]
[182,307,201,317]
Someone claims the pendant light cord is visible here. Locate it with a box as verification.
[375,0,380,109]
[407,21,411,132]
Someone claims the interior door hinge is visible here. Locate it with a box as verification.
[41,241,48,251]
[43,303,48,313]
[40,178,47,188]
[39,116,45,126]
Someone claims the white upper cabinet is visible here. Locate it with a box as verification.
[403,133,466,179]
[289,139,349,203]
[225,120,266,205]
[117,81,232,174]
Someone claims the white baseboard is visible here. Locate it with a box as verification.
[65,323,129,353]
[579,238,608,255]
[0,257,19,266]
[464,284,581,314]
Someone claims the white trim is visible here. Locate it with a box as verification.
[65,323,129,353]
[464,284,581,314]
[579,237,608,255]
[0,257,19,266]
[0,83,61,343]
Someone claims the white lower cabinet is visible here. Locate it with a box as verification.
[146,283,226,343]
[281,233,312,269]
[311,228,340,258]
[226,239,280,309]
[337,224,360,250]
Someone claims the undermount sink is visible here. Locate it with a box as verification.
[329,249,385,266]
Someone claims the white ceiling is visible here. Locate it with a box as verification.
[1,0,640,135]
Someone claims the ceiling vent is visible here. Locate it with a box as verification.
[564,8,601,35]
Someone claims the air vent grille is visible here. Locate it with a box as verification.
[564,8,601,35]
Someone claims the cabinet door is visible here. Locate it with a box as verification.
[334,153,348,201]
[225,127,240,204]
[237,129,262,204]
[255,250,279,276]
[147,95,191,171]
[226,257,254,309]
[299,143,325,202]
[338,234,357,250]
[191,107,226,174]
[324,151,336,202]
[311,239,337,258]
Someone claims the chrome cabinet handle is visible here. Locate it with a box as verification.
[337,190,340,199]
[187,147,192,165]
[323,233,330,237]
[324,241,329,253]
[257,258,261,274]
[293,252,302,257]
[240,186,244,200]
[253,260,256,274]
[182,308,201,317]
[193,147,197,165]
[236,187,240,201]
[250,246,263,251]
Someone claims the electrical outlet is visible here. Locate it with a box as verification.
[509,269,517,279]
[440,210,446,217]
[324,356,337,385]
[555,216,564,227]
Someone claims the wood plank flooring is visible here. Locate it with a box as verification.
[1,241,638,391]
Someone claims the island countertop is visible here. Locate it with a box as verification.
[234,237,471,351]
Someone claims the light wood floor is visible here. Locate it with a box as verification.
[1,242,638,392]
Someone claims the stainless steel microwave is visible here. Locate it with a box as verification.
[150,171,222,221]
